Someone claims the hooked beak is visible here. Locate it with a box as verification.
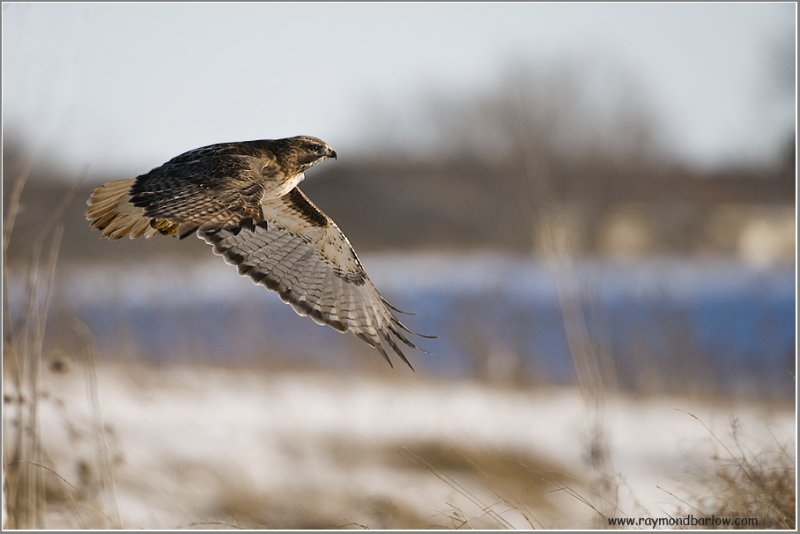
[327,148,337,160]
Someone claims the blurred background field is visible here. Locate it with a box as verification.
[2,2,796,530]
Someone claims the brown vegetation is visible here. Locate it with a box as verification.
[675,415,795,530]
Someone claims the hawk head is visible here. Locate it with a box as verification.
[271,135,337,173]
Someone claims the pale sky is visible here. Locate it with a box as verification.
[2,2,796,175]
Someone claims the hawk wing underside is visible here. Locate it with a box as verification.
[198,187,423,368]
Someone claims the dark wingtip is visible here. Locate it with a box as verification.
[375,344,394,369]
[381,296,416,316]
[383,332,415,372]
[393,316,437,340]
[415,332,438,340]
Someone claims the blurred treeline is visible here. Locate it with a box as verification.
[3,63,795,266]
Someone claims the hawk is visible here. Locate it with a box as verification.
[85,136,431,368]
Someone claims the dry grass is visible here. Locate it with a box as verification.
[490,96,795,528]
[2,170,120,529]
[3,168,60,529]
[189,435,580,529]
[506,79,622,527]
[397,441,571,529]
[673,414,796,529]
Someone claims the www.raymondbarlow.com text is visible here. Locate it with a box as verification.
[607,514,758,529]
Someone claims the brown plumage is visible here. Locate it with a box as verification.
[86,135,432,368]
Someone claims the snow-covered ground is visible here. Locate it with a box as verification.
[3,362,794,529]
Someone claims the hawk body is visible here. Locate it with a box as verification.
[86,136,430,368]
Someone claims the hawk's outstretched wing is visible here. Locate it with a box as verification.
[198,187,428,368]
[86,136,432,368]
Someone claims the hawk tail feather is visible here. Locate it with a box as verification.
[86,178,177,239]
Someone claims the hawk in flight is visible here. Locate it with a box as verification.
[86,136,431,368]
